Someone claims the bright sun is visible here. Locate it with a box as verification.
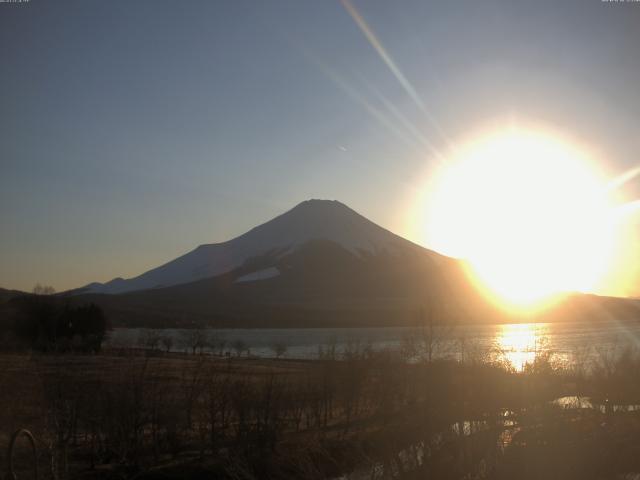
[423,129,618,312]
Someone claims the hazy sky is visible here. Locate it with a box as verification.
[2,0,640,292]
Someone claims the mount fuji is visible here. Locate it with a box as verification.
[66,200,488,327]
[81,199,447,295]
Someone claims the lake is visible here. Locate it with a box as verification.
[107,320,640,371]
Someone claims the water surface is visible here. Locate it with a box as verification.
[107,320,640,370]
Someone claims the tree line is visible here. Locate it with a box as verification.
[1,287,108,352]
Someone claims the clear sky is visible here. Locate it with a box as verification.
[1,0,640,292]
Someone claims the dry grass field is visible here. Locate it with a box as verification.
[2,346,640,479]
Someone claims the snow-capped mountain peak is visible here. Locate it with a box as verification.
[82,199,427,294]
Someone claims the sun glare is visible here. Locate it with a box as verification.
[497,323,543,370]
[422,129,619,312]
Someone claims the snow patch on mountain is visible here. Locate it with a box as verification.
[235,267,280,283]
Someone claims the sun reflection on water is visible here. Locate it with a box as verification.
[496,323,547,371]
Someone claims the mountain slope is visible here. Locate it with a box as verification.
[73,238,485,327]
[81,199,444,294]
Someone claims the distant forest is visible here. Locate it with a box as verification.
[0,290,108,352]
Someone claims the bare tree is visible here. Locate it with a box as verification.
[270,341,287,359]
[40,361,81,479]
[318,336,337,360]
[214,337,227,356]
[181,328,209,355]
[412,307,452,363]
[160,334,174,353]
[138,329,161,352]
[180,357,207,431]
[232,339,247,357]
[33,283,56,295]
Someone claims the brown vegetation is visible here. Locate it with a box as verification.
[2,341,640,479]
